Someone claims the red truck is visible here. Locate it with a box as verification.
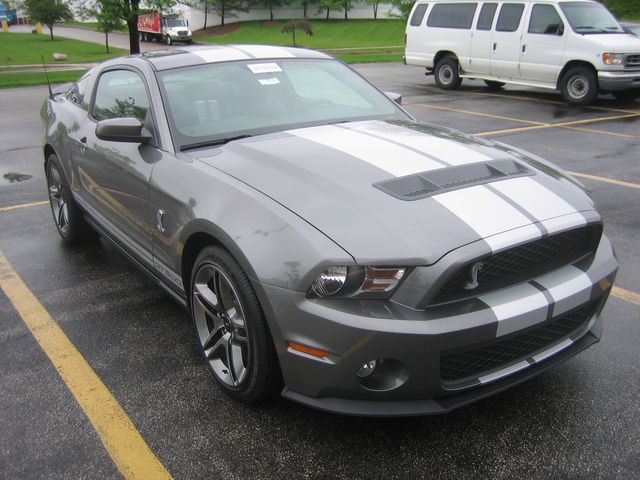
[137,11,192,45]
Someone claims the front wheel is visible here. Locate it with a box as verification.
[190,246,279,403]
[560,66,598,105]
[46,153,94,243]
[434,56,462,90]
[165,35,172,45]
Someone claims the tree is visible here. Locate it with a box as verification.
[22,0,72,41]
[389,0,415,20]
[340,0,352,19]
[317,0,340,20]
[211,0,249,26]
[256,0,291,22]
[300,0,317,18]
[78,0,123,53]
[602,0,640,18]
[281,18,312,46]
[366,0,381,19]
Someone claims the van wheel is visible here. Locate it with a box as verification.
[560,67,598,105]
[434,56,462,90]
[484,80,505,90]
[612,90,640,102]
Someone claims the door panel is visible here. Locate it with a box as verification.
[469,2,498,75]
[491,3,528,79]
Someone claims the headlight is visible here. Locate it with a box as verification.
[308,266,407,299]
[602,53,625,65]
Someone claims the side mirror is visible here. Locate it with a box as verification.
[95,117,152,143]
[384,91,402,105]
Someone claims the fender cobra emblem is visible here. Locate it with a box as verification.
[464,262,484,290]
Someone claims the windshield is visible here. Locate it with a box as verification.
[157,59,406,151]
[559,2,624,34]
[166,19,186,28]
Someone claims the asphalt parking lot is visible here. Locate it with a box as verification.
[1,63,639,479]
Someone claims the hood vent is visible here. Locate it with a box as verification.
[374,159,534,201]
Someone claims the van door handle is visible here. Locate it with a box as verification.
[522,44,527,53]
[493,42,497,51]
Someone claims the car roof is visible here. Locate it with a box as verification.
[137,45,332,71]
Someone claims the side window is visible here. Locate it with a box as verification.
[496,3,525,32]
[427,3,478,29]
[528,4,564,35]
[476,3,497,31]
[66,73,91,111]
[92,70,149,123]
[410,4,428,27]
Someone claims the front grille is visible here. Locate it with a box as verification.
[440,300,597,383]
[431,225,601,305]
[626,55,640,67]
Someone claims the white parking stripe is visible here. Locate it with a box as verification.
[291,125,446,177]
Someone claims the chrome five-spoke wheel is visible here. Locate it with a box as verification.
[190,246,279,402]
[193,264,250,388]
[47,163,70,236]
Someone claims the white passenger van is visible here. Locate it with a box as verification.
[405,0,640,104]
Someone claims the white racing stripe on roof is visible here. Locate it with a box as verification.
[434,185,534,240]
[290,125,446,177]
[191,47,251,63]
[346,123,492,166]
[234,45,296,58]
[480,283,549,337]
[491,176,577,222]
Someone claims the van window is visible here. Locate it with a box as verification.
[427,3,477,29]
[496,3,525,32]
[528,4,563,34]
[410,4,429,26]
[476,3,497,30]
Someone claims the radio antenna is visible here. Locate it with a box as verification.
[41,55,53,99]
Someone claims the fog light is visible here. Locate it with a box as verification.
[357,359,379,378]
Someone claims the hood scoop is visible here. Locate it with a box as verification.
[374,159,534,201]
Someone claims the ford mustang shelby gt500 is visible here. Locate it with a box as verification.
[42,45,618,416]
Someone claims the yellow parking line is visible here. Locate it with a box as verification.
[612,286,640,306]
[475,125,550,136]
[411,103,547,126]
[561,126,640,140]
[0,200,48,213]
[568,171,640,190]
[0,249,172,480]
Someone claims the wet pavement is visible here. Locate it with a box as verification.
[1,65,639,479]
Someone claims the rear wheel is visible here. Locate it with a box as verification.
[560,66,598,105]
[45,153,94,243]
[190,246,279,403]
[484,80,505,90]
[434,56,462,90]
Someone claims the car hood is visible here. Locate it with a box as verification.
[578,32,640,51]
[196,120,596,264]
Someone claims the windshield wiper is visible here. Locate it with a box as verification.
[180,134,253,152]
[575,26,608,33]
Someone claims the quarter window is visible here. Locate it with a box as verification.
[528,4,564,34]
[427,3,478,29]
[92,70,149,122]
[66,73,91,110]
[496,3,525,32]
[410,4,429,26]
[476,3,497,30]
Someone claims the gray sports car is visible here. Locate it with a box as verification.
[42,45,618,416]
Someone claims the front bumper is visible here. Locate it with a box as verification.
[261,234,618,416]
[598,70,640,91]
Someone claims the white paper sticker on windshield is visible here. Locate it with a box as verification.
[259,78,280,86]
[247,63,282,74]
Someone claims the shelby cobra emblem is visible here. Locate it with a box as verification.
[464,262,484,290]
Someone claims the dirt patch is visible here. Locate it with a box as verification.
[193,23,241,38]
[259,21,283,27]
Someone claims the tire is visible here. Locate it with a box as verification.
[484,80,505,90]
[434,56,462,90]
[45,153,94,243]
[165,35,172,45]
[190,246,279,403]
[139,32,143,42]
[560,66,598,105]
[612,90,640,102]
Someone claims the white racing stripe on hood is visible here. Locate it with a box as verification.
[434,185,534,240]
[345,122,493,166]
[491,177,578,221]
[290,125,446,177]
[234,45,295,58]
[191,48,251,63]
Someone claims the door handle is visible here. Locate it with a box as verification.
[522,44,526,53]
[77,136,87,153]
[493,42,497,51]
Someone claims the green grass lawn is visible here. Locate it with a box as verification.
[60,20,128,32]
[0,70,86,89]
[198,19,405,49]
[0,32,125,65]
